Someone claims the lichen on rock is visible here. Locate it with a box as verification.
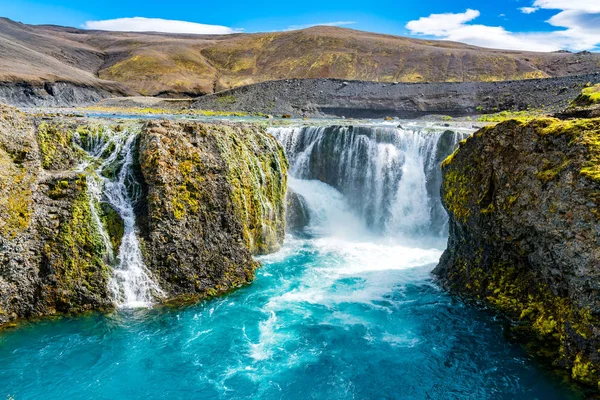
[137,120,288,301]
[435,117,600,388]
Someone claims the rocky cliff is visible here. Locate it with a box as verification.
[0,105,288,326]
[137,121,287,300]
[435,117,600,388]
[0,107,113,326]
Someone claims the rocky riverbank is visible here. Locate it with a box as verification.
[435,116,600,389]
[0,105,287,327]
[0,81,126,108]
[191,74,600,118]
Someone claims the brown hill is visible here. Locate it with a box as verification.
[1,17,599,97]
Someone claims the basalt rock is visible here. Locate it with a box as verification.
[0,105,112,326]
[435,117,600,389]
[137,120,288,300]
[0,106,289,327]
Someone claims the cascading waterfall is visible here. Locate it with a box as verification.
[269,125,469,237]
[74,127,164,308]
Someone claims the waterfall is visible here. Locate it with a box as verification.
[269,125,469,237]
[75,127,164,308]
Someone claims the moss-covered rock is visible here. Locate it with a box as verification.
[0,106,117,327]
[137,120,287,300]
[40,176,112,312]
[435,117,600,389]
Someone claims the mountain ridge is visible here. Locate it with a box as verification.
[0,17,599,98]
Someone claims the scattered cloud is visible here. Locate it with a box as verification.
[405,5,600,51]
[519,7,539,14]
[83,17,241,34]
[285,21,356,31]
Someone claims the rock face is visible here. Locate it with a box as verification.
[0,106,113,326]
[0,106,288,326]
[435,118,600,388]
[0,82,120,108]
[137,121,288,299]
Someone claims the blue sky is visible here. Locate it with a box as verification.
[1,0,599,51]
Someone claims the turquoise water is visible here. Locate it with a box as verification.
[0,234,582,399]
[0,123,584,399]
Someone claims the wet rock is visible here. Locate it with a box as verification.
[285,189,310,232]
[435,117,600,388]
[137,120,288,299]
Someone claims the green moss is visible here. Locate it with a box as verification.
[48,180,70,200]
[457,258,599,379]
[443,169,473,223]
[37,122,73,169]
[216,95,237,106]
[572,354,599,387]
[539,118,600,183]
[211,125,289,254]
[100,203,124,251]
[0,149,33,239]
[536,158,570,183]
[571,84,600,107]
[43,177,111,311]
[477,110,544,123]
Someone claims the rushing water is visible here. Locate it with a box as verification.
[75,127,164,307]
[0,123,583,399]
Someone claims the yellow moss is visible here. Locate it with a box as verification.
[84,105,249,117]
[0,149,33,239]
[572,354,599,386]
[44,177,111,309]
[539,118,600,182]
[477,110,544,123]
[571,84,600,107]
[536,158,570,183]
[443,170,473,222]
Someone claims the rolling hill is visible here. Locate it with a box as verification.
[0,16,599,98]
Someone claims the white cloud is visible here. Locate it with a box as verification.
[285,21,356,31]
[532,0,600,12]
[83,17,241,35]
[405,7,600,51]
[519,7,539,14]
[405,9,480,36]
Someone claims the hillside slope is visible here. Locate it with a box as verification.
[1,17,599,98]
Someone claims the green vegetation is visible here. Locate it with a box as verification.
[477,110,544,123]
[84,105,249,117]
[216,95,237,106]
[442,169,473,223]
[100,203,124,252]
[536,158,570,183]
[571,84,600,107]
[0,147,33,239]
[211,125,289,254]
[43,177,111,311]
[539,118,600,183]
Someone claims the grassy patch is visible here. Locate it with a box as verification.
[83,106,249,117]
[477,110,544,123]
[571,84,600,107]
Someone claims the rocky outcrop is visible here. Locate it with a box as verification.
[0,106,113,326]
[0,82,121,108]
[435,117,600,388]
[132,120,288,300]
[0,106,288,326]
